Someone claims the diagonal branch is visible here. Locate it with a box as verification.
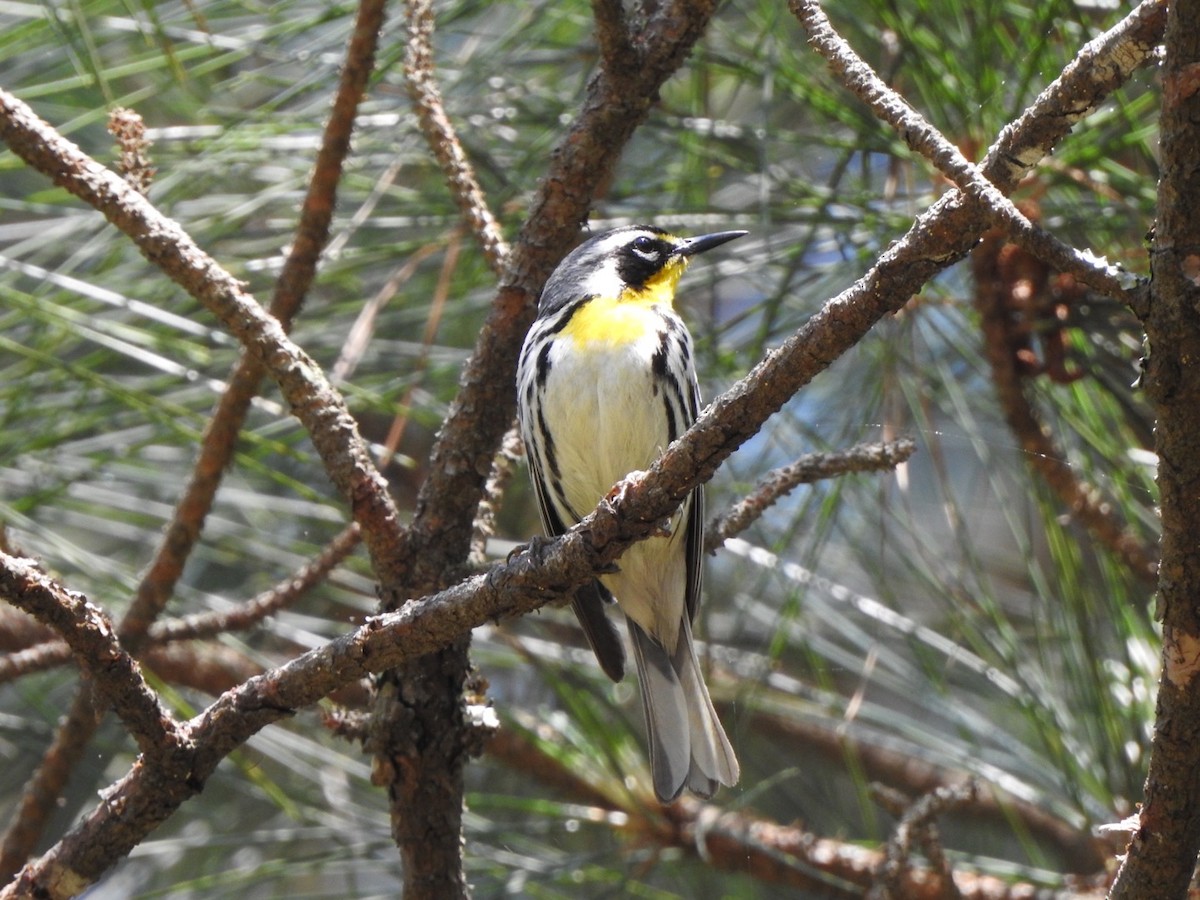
[120,0,389,648]
[706,439,917,552]
[791,0,1136,305]
[651,0,1165,508]
[792,0,1158,582]
[0,87,404,583]
[0,555,178,757]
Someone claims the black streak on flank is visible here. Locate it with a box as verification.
[664,396,678,443]
[535,341,553,389]
[537,407,560,478]
[651,331,670,384]
[675,333,690,368]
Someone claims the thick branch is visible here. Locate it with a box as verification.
[1109,0,1200,894]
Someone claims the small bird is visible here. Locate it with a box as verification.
[517,224,744,802]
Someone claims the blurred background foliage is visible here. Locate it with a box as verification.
[0,0,1161,896]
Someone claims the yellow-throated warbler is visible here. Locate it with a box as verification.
[516,224,744,801]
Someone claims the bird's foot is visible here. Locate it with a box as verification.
[606,471,672,537]
[508,533,556,566]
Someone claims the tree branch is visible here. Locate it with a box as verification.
[794,0,1159,584]
[0,1,1166,892]
[870,782,977,900]
[1109,0,1200,893]
[120,0,389,648]
[592,0,635,72]
[654,0,1164,507]
[706,439,917,552]
[0,525,362,684]
[791,0,1138,305]
[403,0,509,272]
[0,3,387,867]
[0,87,403,583]
[0,555,178,757]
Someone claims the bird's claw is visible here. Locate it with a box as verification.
[606,471,672,537]
[605,470,646,507]
[508,533,555,565]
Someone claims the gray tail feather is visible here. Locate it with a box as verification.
[629,618,739,802]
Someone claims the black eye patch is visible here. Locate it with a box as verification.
[618,235,674,287]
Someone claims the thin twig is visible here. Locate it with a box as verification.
[870,782,978,900]
[791,0,1138,305]
[0,637,71,683]
[105,107,154,195]
[381,232,461,462]
[330,241,441,384]
[403,0,509,272]
[706,439,916,552]
[472,426,525,563]
[0,525,363,683]
[972,232,1158,582]
[149,523,363,644]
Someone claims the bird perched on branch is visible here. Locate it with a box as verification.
[517,224,743,802]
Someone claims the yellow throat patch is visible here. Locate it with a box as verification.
[562,258,688,348]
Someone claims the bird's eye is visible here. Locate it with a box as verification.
[631,235,659,259]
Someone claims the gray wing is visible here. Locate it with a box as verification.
[680,341,705,622]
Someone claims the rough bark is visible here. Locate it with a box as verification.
[1109,0,1200,895]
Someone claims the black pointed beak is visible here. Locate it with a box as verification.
[677,230,747,257]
